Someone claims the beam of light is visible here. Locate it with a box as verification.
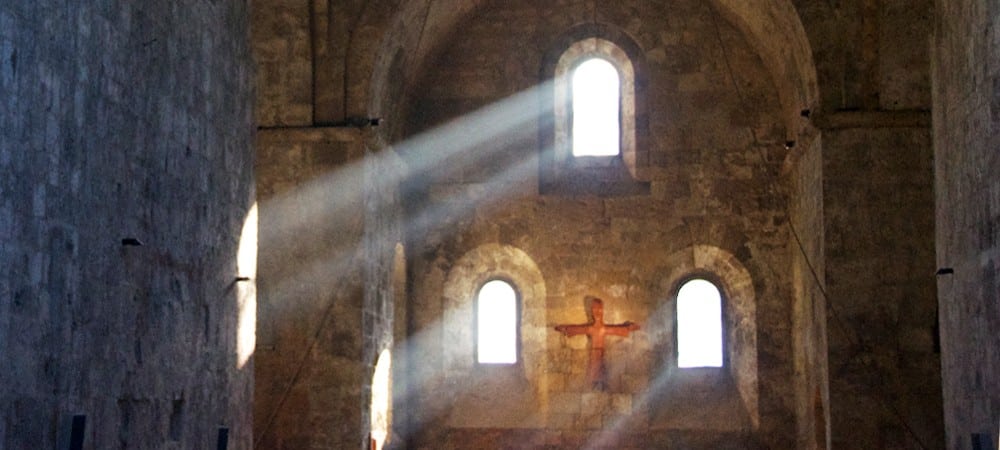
[572,58,620,157]
[258,80,555,317]
[253,157,548,444]
[580,298,684,450]
[383,153,553,444]
[582,287,705,449]
[677,279,723,368]
[584,278,756,450]
[260,80,554,246]
[395,80,554,166]
[400,146,545,245]
[258,145,548,333]
[385,296,524,442]
[258,81,554,298]
[254,82,558,445]
[236,202,258,369]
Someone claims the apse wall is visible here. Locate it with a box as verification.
[402,1,799,448]
[0,2,255,448]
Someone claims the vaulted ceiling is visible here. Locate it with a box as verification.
[349,0,822,142]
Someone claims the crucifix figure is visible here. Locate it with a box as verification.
[554,297,640,390]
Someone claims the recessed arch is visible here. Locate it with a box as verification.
[441,244,546,373]
[541,23,649,184]
[709,0,820,134]
[653,245,759,427]
[559,45,629,161]
[362,0,818,147]
[439,243,549,428]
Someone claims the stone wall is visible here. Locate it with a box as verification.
[0,1,255,448]
[932,1,1000,447]
[252,133,405,450]
[245,1,960,449]
[788,134,830,450]
[401,1,801,447]
[362,137,406,449]
[795,0,945,446]
[822,123,943,449]
[253,0,377,127]
[792,0,932,113]
[252,0,408,447]
[253,128,366,450]
[252,0,402,446]
[253,0,313,127]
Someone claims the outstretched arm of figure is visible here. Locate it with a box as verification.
[605,321,640,336]
[554,324,591,337]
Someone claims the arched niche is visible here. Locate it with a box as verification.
[539,23,651,191]
[439,243,549,428]
[649,244,759,430]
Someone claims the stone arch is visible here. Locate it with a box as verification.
[710,0,820,140]
[651,244,759,428]
[355,0,818,147]
[438,243,550,427]
[351,0,489,135]
[441,244,546,375]
[540,23,650,184]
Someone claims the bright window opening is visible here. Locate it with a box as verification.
[677,279,723,368]
[477,280,517,364]
[369,349,391,450]
[572,58,620,157]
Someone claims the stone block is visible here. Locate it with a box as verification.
[612,394,633,414]
[582,392,612,413]
[550,413,577,430]
[550,393,582,414]
[583,413,604,429]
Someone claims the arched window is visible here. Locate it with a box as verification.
[677,278,724,368]
[476,279,518,364]
[554,38,634,163]
[571,58,620,156]
[540,27,650,195]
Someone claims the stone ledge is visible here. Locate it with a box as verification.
[813,110,931,130]
[257,125,363,143]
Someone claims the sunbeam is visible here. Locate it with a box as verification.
[259,81,555,295]
[255,82,559,446]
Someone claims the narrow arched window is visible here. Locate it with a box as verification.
[572,58,620,156]
[677,279,723,368]
[543,32,648,192]
[476,280,518,364]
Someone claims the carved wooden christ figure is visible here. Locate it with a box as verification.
[554,297,640,390]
